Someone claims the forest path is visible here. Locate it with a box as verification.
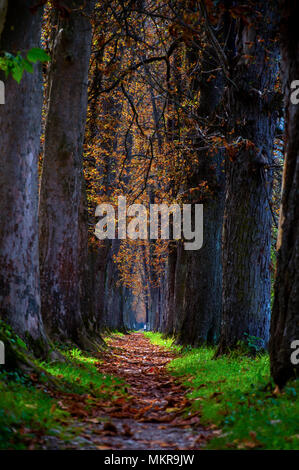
[60,333,217,450]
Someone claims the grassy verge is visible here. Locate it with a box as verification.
[103,331,126,345]
[0,369,72,449]
[145,331,299,450]
[0,332,127,449]
[144,331,180,351]
[40,346,126,398]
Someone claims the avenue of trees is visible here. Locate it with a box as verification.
[0,0,298,388]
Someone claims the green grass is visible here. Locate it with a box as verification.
[103,331,126,344]
[40,347,127,398]
[0,341,128,449]
[144,331,180,351]
[145,332,299,450]
[0,369,71,449]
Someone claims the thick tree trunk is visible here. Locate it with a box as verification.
[163,244,177,336]
[78,180,105,347]
[39,0,95,344]
[172,243,187,336]
[169,23,226,346]
[122,286,135,330]
[217,1,279,354]
[0,1,48,355]
[269,0,299,387]
[102,239,127,332]
[176,184,224,346]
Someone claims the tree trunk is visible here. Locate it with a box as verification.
[102,239,127,332]
[217,1,279,354]
[170,17,226,346]
[78,179,106,347]
[269,0,299,387]
[0,1,48,355]
[39,0,95,344]
[172,242,187,336]
[163,244,177,336]
[176,186,224,346]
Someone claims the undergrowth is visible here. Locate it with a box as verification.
[0,326,127,449]
[145,331,299,450]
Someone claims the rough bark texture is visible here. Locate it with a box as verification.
[174,127,225,345]
[101,239,127,332]
[0,1,48,355]
[163,16,226,346]
[163,244,177,336]
[172,243,187,336]
[78,180,106,347]
[217,1,279,354]
[39,0,95,344]
[269,0,299,387]
[175,188,224,346]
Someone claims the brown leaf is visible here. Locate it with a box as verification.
[103,422,118,433]
[122,423,133,437]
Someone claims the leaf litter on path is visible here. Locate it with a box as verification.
[44,333,218,450]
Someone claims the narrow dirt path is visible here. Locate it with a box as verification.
[45,332,217,450]
[89,333,215,449]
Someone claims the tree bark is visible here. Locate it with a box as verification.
[269,0,299,387]
[163,244,177,336]
[169,12,226,346]
[0,1,48,355]
[175,187,224,346]
[217,1,279,354]
[39,0,95,344]
[101,239,127,332]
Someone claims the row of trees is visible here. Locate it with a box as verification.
[0,0,297,388]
